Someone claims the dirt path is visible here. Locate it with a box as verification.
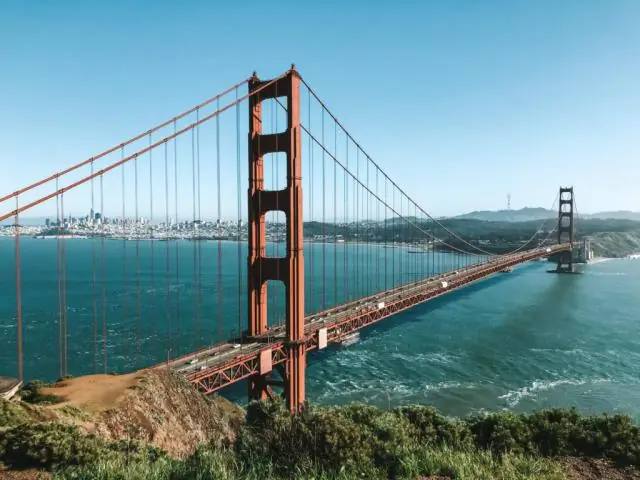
[40,372,144,413]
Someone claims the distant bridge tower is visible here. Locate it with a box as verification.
[555,186,575,273]
[247,67,305,413]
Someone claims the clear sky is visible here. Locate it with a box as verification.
[1,0,638,218]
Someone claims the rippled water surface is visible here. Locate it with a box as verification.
[307,258,640,418]
[2,238,639,418]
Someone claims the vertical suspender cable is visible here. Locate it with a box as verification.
[196,108,203,340]
[355,149,359,298]
[14,197,23,383]
[345,137,350,301]
[333,120,337,305]
[236,87,242,344]
[391,184,395,289]
[191,126,197,341]
[343,135,348,303]
[216,98,223,341]
[134,153,140,367]
[56,184,62,376]
[376,168,380,292]
[149,133,157,358]
[431,219,435,278]
[121,147,128,364]
[321,107,326,310]
[100,175,107,372]
[91,161,98,371]
[60,191,68,376]
[384,177,388,291]
[173,121,181,354]
[366,160,370,295]
[308,90,315,312]
[165,141,172,356]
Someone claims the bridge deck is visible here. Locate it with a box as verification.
[162,244,569,394]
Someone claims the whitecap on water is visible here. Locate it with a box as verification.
[529,348,586,356]
[423,381,476,393]
[390,351,457,365]
[498,378,610,408]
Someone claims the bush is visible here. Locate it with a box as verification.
[19,380,64,405]
[238,400,386,476]
[0,398,29,427]
[396,404,473,448]
[466,407,640,466]
[0,423,106,469]
[0,422,164,471]
[468,412,534,455]
[5,397,640,477]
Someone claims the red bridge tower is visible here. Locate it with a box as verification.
[555,186,575,273]
[247,67,305,413]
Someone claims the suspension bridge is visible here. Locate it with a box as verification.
[0,66,577,412]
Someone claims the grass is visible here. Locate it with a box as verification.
[59,405,92,422]
[53,445,567,480]
[2,394,640,479]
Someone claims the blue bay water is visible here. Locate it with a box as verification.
[1,238,640,419]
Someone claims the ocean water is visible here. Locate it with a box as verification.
[306,257,640,419]
[1,238,639,419]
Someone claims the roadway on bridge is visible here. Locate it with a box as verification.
[167,245,565,393]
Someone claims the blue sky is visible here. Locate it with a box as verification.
[1,0,638,219]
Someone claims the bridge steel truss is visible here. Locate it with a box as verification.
[187,244,570,399]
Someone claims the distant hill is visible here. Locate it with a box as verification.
[455,208,640,223]
[455,207,555,222]
[583,211,640,221]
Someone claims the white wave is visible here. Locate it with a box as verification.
[390,351,456,365]
[586,272,626,276]
[417,352,457,365]
[424,381,475,393]
[499,378,609,408]
[529,348,585,356]
[332,350,372,370]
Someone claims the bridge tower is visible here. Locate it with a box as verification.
[555,186,575,273]
[247,67,305,413]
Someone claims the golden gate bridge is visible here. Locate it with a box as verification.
[0,66,576,412]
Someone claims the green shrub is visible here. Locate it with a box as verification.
[6,397,640,477]
[59,405,91,422]
[465,407,640,466]
[468,412,534,455]
[0,423,106,469]
[0,422,165,471]
[0,398,29,427]
[396,404,473,448]
[19,380,64,405]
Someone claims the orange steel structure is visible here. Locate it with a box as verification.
[0,65,577,416]
[247,67,305,412]
[183,244,570,399]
